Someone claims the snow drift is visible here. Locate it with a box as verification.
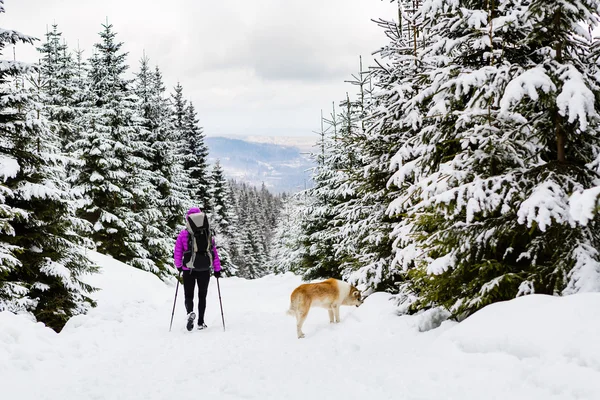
[1,250,599,399]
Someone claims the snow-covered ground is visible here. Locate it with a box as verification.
[1,251,599,400]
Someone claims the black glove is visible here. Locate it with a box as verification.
[214,270,222,279]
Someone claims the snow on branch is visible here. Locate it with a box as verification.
[564,243,600,294]
[517,179,574,231]
[556,65,597,131]
[500,67,556,113]
[0,28,36,46]
[569,186,600,226]
[0,154,19,182]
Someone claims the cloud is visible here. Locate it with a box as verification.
[2,0,397,137]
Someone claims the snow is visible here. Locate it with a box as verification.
[438,294,600,370]
[500,67,556,113]
[557,65,597,131]
[0,154,19,182]
[2,251,600,400]
[426,252,455,275]
[569,186,600,225]
[517,179,573,231]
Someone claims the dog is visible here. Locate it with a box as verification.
[286,278,363,338]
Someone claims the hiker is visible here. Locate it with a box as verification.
[173,207,222,331]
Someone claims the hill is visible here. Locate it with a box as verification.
[205,136,314,193]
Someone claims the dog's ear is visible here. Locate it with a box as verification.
[353,290,360,298]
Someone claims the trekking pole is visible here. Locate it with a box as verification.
[216,277,226,331]
[169,271,182,332]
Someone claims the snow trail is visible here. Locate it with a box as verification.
[1,251,599,400]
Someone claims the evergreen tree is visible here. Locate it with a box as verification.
[229,180,282,278]
[268,192,308,275]
[36,24,78,149]
[0,6,96,331]
[151,66,186,234]
[171,82,187,139]
[208,161,239,275]
[299,108,346,280]
[389,0,600,317]
[169,82,195,219]
[344,13,424,296]
[182,101,211,212]
[131,55,174,277]
[36,24,95,248]
[72,22,152,272]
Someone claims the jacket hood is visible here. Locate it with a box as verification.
[187,207,202,215]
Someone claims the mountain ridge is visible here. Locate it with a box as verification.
[205,136,314,193]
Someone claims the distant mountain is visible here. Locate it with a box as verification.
[205,136,314,193]
[216,134,318,153]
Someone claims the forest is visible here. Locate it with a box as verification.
[270,0,600,321]
[0,14,283,330]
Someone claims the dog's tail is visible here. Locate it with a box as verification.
[286,299,297,316]
[286,305,295,316]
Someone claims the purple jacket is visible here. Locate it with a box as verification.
[173,207,222,272]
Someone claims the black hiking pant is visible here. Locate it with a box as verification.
[182,269,211,324]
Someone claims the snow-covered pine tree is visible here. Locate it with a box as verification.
[68,44,90,169]
[208,160,239,275]
[268,192,309,275]
[36,24,77,149]
[152,66,187,235]
[231,186,259,278]
[229,180,282,278]
[298,107,348,280]
[171,82,186,136]
[168,82,195,218]
[35,23,95,248]
[71,45,88,115]
[345,7,426,296]
[256,182,281,255]
[181,100,211,213]
[0,6,96,331]
[130,55,174,278]
[317,92,363,278]
[389,0,600,317]
[72,22,153,272]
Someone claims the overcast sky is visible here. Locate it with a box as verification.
[3,0,397,138]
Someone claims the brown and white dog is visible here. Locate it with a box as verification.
[286,278,363,338]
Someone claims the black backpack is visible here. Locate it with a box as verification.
[182,212,213,271]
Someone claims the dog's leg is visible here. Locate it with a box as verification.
[296,309,309,339]
[333,304,340,323]
[328,307,334,323]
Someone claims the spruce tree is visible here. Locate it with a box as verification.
[389,0,600,317]
[0,6,96,331]
[345,13,425,296]
[151,66,186,233]
[208,161,239,275]
[72,22,149,269]
[299,109,346,280]
[268,192,308,275]
[169,82,194,219]
[182,101,211,212]
[36,24,95,248]
[36,24,78,149]
[229,180,282,278]
[131,56,173,278]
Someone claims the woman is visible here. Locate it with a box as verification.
[173,207,222,331]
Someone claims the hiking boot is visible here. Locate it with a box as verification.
[186,312,196,331]
[197,323,207,330]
